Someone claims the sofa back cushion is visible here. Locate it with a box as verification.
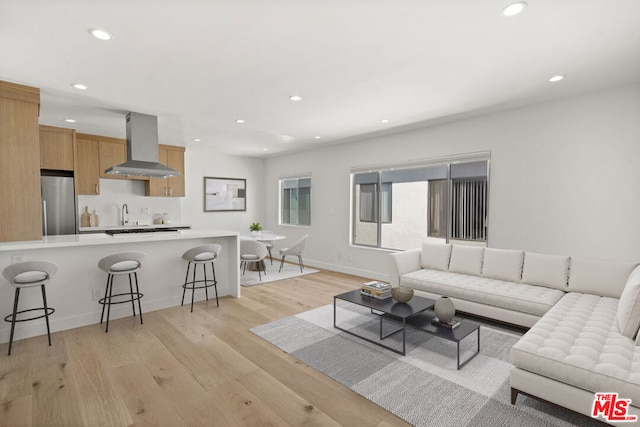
[617,266,640,339]
[448,245,484,276]
[420,243,452,271]
[481,248,524,282]
[521,252,570,290]
[568,257,638,298]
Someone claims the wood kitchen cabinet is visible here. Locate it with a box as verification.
[98,136,127,179]
[75,136,101,195]
[145,145,185,197]
[39,125,75,171]
[0,81,42,242]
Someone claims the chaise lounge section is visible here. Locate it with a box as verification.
[389,243,640,424]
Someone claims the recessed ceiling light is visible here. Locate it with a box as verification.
[193,138,201,142]
[235,119,245,124]
[71,83,88,90]
[502,2,527,17]
[64,118,76,123]
[314,136,321,139]
[289,95,303,101]
[549,75,565,82]
[262,148,270,151]
[89,28,112,40]
[380,119,390,124]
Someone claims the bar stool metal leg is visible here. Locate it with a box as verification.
[181,262,191,307]
[100,274,109,324]
[105,274,114,333]
[41,284,52,347]
[204,264,209,301]
[128,274,136,317]
[191,264,197,312]
[7,288,20,356]
[134,273,143,325]
[211,262,219,306]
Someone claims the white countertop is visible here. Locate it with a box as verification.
[0,228,238,252]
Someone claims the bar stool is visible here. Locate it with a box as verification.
[2,261,57,356]
[97,252,146,333]
[181,244,221,312]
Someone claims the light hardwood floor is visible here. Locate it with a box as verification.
[0,270,412,427]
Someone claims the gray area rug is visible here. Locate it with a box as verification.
[251,303,603,427]
[240,261,319,287]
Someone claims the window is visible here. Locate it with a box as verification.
[280,177,311,226]
[359,183,392,223]
[351,157,489,250]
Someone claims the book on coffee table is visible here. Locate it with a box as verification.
[361,281,392,299]
[431,317,460,329]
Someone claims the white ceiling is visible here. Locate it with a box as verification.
[2,1,639,157]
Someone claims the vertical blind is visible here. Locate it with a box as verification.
[450,178,487,241]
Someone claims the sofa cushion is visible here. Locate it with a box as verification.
[521,252,570,291]
[481,248,524,282]
[511,292,640,406]
[420,243,452,271]
[568,257,638,298]
[400,269,564,316]
[617,266,640,339]
[448,245,484,276]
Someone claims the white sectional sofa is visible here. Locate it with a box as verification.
[389,243,640,424]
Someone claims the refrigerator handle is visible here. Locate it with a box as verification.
[42,200,48,236]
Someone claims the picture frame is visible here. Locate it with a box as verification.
[204,177,246,212]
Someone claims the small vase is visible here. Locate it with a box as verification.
[81,206,91,227]
[434,296,455,322]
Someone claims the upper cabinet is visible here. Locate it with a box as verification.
[75,133,186,197]
[75,136,101,195]
[145,145,185,197]
[98,136,127,180]
[0,81,42,242]
[39,125,75,170]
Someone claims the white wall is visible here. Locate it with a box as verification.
[78,179,182,227]
[262,83,640,281]
[182,146,265,234]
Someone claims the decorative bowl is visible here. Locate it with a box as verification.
[391,286,414,303]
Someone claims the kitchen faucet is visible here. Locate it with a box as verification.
[122,203,129,226]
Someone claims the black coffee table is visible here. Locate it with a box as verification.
[334,289,481,369]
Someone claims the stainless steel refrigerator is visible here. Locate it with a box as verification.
[41,173,76,236]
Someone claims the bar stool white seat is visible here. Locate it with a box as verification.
[181,244,221,312]
[2,260,57,356]
[97,252,146,333]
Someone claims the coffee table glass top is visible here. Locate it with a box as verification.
[335,289,435,318]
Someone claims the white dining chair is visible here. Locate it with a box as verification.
[240,239,269,281]
[279,234,308,273]
[257,230,275,265]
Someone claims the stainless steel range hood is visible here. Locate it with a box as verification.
[105,112,180,178]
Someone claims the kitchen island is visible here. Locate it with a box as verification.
[0,229,239,344]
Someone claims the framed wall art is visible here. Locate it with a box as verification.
[204,177,246,211]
